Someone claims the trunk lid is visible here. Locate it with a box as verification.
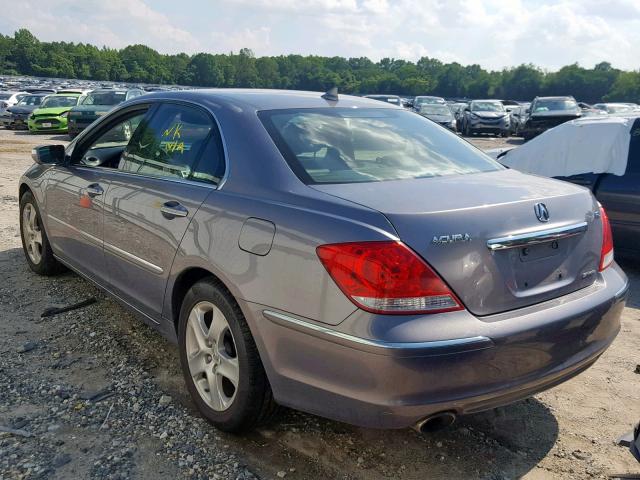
[312,169,602,316]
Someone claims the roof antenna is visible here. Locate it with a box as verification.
[321,87,338,102]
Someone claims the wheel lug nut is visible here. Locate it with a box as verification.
[205,354,212,363]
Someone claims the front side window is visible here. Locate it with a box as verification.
[76,110,148,168]
[260,108,502,184]
[119,103,223,184]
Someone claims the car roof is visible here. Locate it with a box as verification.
[135,89,399,111]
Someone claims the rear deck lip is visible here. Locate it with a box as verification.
[262,309,495,357]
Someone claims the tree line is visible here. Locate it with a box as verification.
[1,29,639,103]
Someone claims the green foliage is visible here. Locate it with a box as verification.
[1,29,638,102]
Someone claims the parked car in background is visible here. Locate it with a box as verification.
[499,116,640,259]
[413,95,446,110]
[622,103,640,112]
[27,93,83,133]
[400,97,414,109]
[593,103,636,115]
[1,93,49,129]
[505,105,526,135]
[462,100,510,137]
[363,94,403,107]
[68,88,146,137]
[581,107,609,118]
[417,103,457,131]
[18,89,627,433]
[0,91,27,118]
[449,102,468,131]
[521,96,581,140]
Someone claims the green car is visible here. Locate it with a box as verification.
[28,94,82,133]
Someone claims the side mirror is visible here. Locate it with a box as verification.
[464,107,470,112]
[525,108,530,114]
[31,145,65,165]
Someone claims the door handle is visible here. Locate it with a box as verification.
[86,183,104,197]
[161,201,189,218]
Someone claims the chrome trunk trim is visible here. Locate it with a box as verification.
[487,222,588,251]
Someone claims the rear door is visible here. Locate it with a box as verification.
[595,118,640,256]
[102,102,225,320]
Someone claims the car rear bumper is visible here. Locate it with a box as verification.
[242,263,628,429]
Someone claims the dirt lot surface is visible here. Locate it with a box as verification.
[0,129,638,479]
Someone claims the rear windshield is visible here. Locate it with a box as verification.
[0,93,12,100]
[260,108,502,184]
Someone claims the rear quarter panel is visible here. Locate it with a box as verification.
[165,190,399,326]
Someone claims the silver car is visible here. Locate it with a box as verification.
[18,90,628,433]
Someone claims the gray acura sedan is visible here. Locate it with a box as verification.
[18,89,628,433]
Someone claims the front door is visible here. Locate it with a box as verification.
[44,166,107,281]
[45,106,151,282]
[103,102,225,320]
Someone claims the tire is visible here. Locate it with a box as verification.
[502,130,510,138]
[178,278,277,432]
[19,191,65,275]
[464,123,472,136]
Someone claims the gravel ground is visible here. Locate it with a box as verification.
[0,129,638,480]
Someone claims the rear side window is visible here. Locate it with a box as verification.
[119,103,224,184]
[260,108,502,184]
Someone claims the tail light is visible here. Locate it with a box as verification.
[316,241,463,315]
[599,205,614,271]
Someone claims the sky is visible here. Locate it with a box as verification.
[1,0,639,71]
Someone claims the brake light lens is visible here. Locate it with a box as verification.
[316,241,463,314]
[599,205,614,271]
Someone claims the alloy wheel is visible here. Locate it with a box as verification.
[22,203,43,265]
[185,301,239,411]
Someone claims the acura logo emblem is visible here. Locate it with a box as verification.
[534,203,550,222]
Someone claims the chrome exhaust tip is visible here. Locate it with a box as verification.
[413,411,457,434]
